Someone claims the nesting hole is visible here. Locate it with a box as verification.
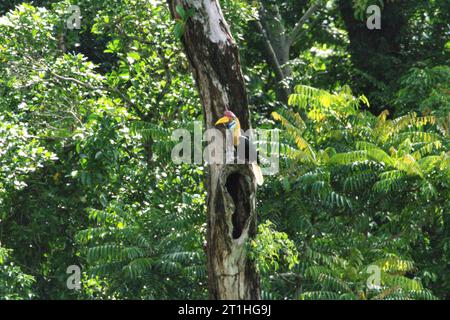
[226,172,251,239]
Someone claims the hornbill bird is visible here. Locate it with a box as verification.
[215,110,264,186]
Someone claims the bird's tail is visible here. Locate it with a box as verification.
[251,162,264,186]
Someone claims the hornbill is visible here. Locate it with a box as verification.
[215,110,264,186]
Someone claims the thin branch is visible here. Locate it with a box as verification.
[255,1,285,80]
[254,19,290,100]
[109,85,147,120]
[49,70,147,120]
[290,16,322,47]
[288,1,322,46]
[49,71,97,90]
[154,47,173,110]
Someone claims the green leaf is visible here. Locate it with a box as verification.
[174,22,185,39]
[127,52,141,64]
[175,5,186,20]
[99,194,108,208]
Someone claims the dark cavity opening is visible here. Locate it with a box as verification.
[226,173,251,239]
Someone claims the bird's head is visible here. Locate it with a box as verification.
[215,110,238,129]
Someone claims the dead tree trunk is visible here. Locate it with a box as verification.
[167,0,260,299]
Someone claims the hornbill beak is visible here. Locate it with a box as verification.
[215,116,231,126]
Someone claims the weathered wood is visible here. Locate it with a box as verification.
[167,0,260,299]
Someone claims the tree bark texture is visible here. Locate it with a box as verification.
[167,0,260,300]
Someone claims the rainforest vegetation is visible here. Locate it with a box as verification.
[0,0,448,300]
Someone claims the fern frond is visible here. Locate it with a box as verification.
[373,170,406,193]
[122,257,154,279]
[279,143,313,163]
[76,227,111,244]
[272,111,317,162]
[131,121,172,142]
[86,245,145,263]
[382,274,423,292]
[161,251,203,264]
[88,261,124,277]
[182,265,206,278]
[384,114,437,141]
[395,131,441,144]
[417,155,444,173]
[299,291,342,300]
[289,85,329,110]
[88,208,125,225]
[372,256,416,273]
[330,150,368,165]
[343,169,376,192]
[412,141,443,159]
[408,290,439,300]
[318,273,353,293]
[396,154,423,177]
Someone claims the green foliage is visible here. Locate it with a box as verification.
[261,83,449,299]
[395,65,450,118]
[0,0,448,300]
[0,247,35,300]
[173,5,194,39]
[76,163,207,299]
[251,221,299,273]
[338,0,449,113]
[0,1,204,299]
[300,251,437,300]
[353,0,384,20]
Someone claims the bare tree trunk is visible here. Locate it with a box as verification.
[167,0,260,300]
[256,0,322,104]
[257,2,291,104]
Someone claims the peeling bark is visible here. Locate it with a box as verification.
[167,0,260,300]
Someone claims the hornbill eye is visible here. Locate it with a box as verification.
[226,120,237,129]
